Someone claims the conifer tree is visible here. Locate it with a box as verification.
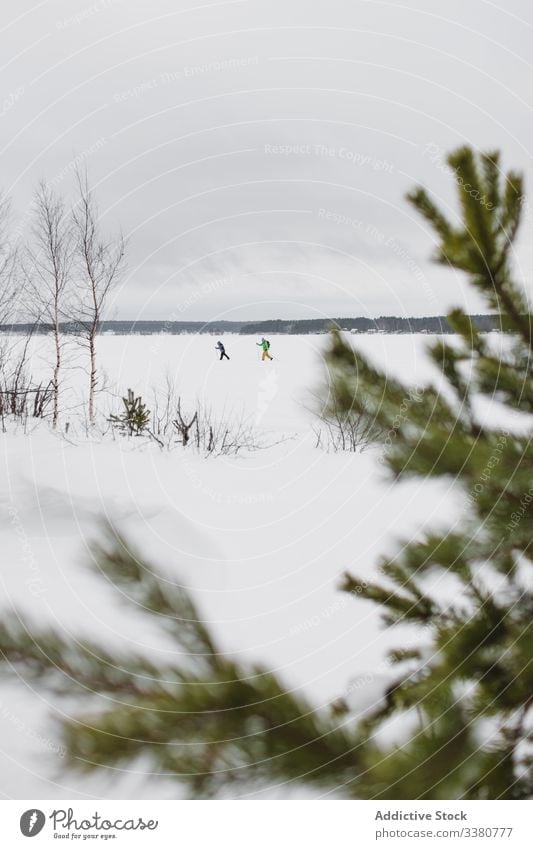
[0,147,531,798]
[324,146,533,799]
[109,388,150,436]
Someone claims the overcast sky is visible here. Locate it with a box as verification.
[2,0,533,320]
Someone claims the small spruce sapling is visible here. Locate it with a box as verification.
[109,388,150,436]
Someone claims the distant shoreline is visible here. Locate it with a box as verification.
[0,315,504,336]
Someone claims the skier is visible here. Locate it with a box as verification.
[215,340,230,361]
[257,337,273,361]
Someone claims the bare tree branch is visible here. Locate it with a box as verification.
[23,181,74,428]
[71,166,126,424]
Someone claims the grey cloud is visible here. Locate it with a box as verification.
[2,0,532,319]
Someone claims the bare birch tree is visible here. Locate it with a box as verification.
[25,182,74,428]
[0,191,21,386]
[0,191,18,329]
[72,168,125,425]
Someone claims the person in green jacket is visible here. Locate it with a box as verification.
[257,337,273,361]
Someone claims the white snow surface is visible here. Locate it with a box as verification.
[0,334,467,798]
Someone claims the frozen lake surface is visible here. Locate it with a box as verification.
[0,334,468,798]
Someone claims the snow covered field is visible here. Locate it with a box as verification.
[0,334,462,799]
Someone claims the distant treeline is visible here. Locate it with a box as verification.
[239,315,502,334]
[0,315,503,335]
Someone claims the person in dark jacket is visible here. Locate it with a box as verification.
[215,340,230,361]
